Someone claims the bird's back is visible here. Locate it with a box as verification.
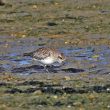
[33,48,52,60]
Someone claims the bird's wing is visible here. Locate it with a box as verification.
[23,51,35,57]
[33,48,50,60]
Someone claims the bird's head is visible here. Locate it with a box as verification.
[57,53,66,63]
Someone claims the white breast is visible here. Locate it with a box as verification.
[40,57,55,65]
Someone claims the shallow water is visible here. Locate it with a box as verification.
[0,1,110,109]
[0,37,110,75]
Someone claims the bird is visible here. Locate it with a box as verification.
[24,47,66,72]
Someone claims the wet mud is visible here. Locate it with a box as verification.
[0,36,110,75]
[0,0,110,110]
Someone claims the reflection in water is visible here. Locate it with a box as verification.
[19,60,30,65]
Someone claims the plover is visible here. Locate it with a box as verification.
[32,47,66,72]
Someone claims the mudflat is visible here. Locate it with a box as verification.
[0,0,110,110]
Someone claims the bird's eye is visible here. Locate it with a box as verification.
[58,56,63,59]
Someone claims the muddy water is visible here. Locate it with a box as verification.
[0,36,110,76]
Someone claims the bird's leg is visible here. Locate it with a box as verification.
[43,65,51,80]
[44,65,49,73]
[48,65,58,73]
[45,65,54,72]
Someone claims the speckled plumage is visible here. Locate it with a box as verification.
[33,47,66,65]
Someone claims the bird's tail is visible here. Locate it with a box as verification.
[23,52,34,57]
